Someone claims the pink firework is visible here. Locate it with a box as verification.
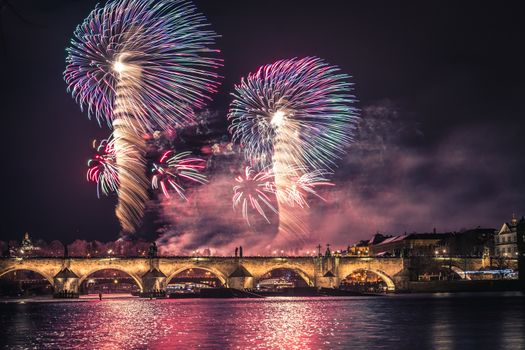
[152,151,207,200]
[282,169,334,208]
[233,166,277,225]
[87,138,119,198]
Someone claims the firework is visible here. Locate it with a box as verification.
[64,0,221,233]
[87,138,119,197]
[64,0,222,132]
[232,166,277,225]
[282,169,334,208]
[152,151,207,200]
[228,57,357,171]
[228,57,357,240]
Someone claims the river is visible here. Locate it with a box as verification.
[0,292,524,349]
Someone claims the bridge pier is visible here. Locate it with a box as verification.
[313,256,340,288]
[141,267,167,297]
[314,276,340,288]
[228,265,254,289]
[53,268,80,298]
[392,269,411,292]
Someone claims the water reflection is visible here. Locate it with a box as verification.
[431,295,454,350]
[501,301,525,350]
[0,293,523,349]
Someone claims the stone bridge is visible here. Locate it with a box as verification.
[0,256,485,295]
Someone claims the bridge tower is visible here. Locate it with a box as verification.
[141,256,167,297]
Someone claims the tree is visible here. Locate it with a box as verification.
[47,240,64,257]
[68,240,89,256]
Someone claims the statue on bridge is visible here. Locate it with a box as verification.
[325,244,332,257]
[148,242,158,258]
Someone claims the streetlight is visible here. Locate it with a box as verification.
[443,249,452,280]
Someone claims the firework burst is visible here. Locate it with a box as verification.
[281,169,334,208]
[228,57,357,171]
[233,166,277,225]
[64,0,222,132]
[228,57,357,240]
[152,151,207,200]
[87,138,119,198]
[64,0,221,233]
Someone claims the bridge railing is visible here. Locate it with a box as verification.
[0,255,409,259]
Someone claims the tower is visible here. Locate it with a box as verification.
[19,232,34,254]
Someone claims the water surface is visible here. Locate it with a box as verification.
[1,293,524,349]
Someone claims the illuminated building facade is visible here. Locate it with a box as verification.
[494,215,520,258]
[369,233,449,257]
[346,240,370,256]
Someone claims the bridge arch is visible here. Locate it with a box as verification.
[341,268,396,292]
[441,265,471,280]
[78,267,144,292]
[255,266,314,287]
[0,267,54,286]
[165,266,227,286]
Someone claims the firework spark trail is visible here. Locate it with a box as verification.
[65,0,221,233]
[272,129,307,240]
[233,166,277,225]
[152,151,207,200]
[282,169,334,208]
[112,68,149,233]
[229,57,357,242]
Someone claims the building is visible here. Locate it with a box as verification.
[346,240,370,257]
[436,227,495,258]
[494,215,520,258]
[517,217,525,288]
[345,233,391,257]
[369,232,451,257]
[19,232,39,256]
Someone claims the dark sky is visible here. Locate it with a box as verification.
[0,0,523,248]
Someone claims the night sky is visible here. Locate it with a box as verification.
[0,1,523,249]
